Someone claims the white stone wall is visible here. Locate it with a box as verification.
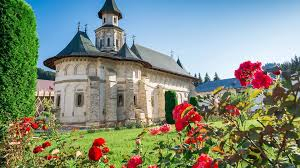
[53,57,194,126]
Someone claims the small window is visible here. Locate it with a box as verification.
[118,94,124,107]
[107,38,110,47]
[134,95,137,106]
[56,95,61,107]
[116,39,119,48]
[100,39,103,48]
[114,17,117,24]
[103,18,106,23]
[75,93,84,107]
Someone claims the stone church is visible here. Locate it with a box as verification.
[44,0,195,126]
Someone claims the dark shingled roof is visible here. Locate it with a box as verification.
[131,44,192,77]
[118,43,141,60]
[196,78,242,92]
[57,31,100,56]
[177,58,184,69]
[44,32,195,79]
[98,0,122,19]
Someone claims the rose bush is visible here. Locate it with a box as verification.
[0,61,299,167]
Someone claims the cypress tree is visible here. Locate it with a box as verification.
[165,91,178,124]
[0,0,38,126]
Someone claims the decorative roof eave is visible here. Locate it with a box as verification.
[150,66,197,80]
[43,54,152,70]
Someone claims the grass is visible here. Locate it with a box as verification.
[38,120,262,166]
[52,128,175,166]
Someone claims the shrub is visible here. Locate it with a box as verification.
[164,90,178,124]
[0,0,38,131]
[189,96,198,107]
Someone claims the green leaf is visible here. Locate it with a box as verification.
[213,86,224,95]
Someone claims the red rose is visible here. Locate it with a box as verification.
[30,122,39,130]
[102,147,110,154]
[272,69,281,75]
[103,158,109,163]
[235,61,262,87]
[33,146,44,154]
[127,155,142,168]
[148,165,158,168]
[172,102,193,121]
[93,138,106,147]
[110,165,115,168]
[42,141,51,148]
[159,124,171,134]
[45,155,58,160]
[23,117,33,123]
[42,125,48,130]
[225,105,240,116]
[193,154,218,168]
[88,146,103,161]
[251,71,273,89]
[149,127,160,136]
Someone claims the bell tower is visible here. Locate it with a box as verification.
[95,0,124,52]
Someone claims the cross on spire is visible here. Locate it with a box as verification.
[124,33,127,43]
[171,50,174,58]
[77,22,81,31]
[84,24,88,33]
[132,35,136,44]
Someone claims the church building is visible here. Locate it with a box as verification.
[44,0,195,126]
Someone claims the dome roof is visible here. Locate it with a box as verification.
[98,0,122,19]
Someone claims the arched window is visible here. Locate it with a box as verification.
[103,18,106,23]
[118,94,124,107]
[107,38,110,47]
[114,17,117,24]
[75,93,84,107]
[56,95,61,108]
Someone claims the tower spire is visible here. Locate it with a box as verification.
[77,22,80,32]
[98,0,122,19]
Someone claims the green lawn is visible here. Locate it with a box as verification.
[40,120,260,167]
[53,128,175,166]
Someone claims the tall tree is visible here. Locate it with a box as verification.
[37,68,55,81]
[281,55,300,73]
[204,73,211,83]
[198,73,203,84]
[213,72,221,81]
[0,0,38,128]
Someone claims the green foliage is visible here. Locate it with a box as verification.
[189,97,198,107]
[213,72,221,81]
[165,90,178,124]
[37,68,55,81]
[281,55,300,73]
[0,0,38,125]
[204,73,211,83]
[197,72,300,167]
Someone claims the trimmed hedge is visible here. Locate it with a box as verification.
[189,97,198,107]
[0,0,38,125]
[165,90,178,124]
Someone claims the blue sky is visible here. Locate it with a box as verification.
[26,0,300,78]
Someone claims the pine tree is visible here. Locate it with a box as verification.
[198,73,203,84]
[213,72,221,81]
[204,73,211,83]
